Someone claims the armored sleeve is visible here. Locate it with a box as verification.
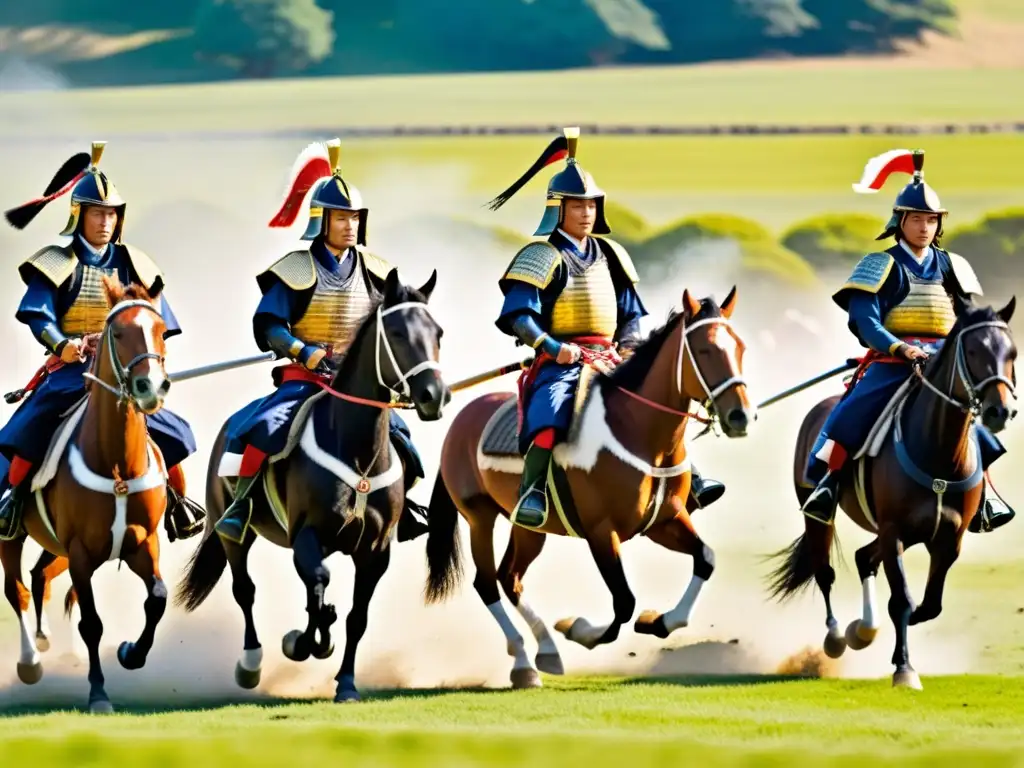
[253,278,304,358]
[848,293,904,355]
[15,275,68,354]
[832,252,897,312]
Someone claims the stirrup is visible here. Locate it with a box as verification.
[510,483,548,529]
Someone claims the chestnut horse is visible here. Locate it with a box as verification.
[423,288,756,687]
[0,278,175,713]
[768,299,1017,689]
[176,270,450,703]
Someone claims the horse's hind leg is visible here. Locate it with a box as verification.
[498,527,564,679]
[845,539,883,651]
[466,500,538,689]
[223,530,263,688]
[285,525,335,663]
[116,534,168,672]
[881,535,922,690]
[334,544,390,703]
[556,523,636,650]
[909,521,961,626]
[634,501,714,639]
[1,537,43,684]
[67,538,112,713]
[30,551,67,653]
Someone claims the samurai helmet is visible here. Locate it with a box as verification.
[268,139,368,244]
[5,141,127,242]
[487,126,610,237]
[852,149,947,241]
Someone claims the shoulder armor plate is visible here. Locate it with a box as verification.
[259,250,317,292]
[502,241,561,289]
[945,250,983,296]
[121,243,164,292]
[19,244,78,288]
[358,249,394,281]
[836,252,895,297]
[594,236,639,284]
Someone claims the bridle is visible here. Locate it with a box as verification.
[913,319,1017,417]
[82,299,166,407]
[375,301,442,399]
[675,315,747,425]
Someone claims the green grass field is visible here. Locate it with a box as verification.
[2,676,1024,766]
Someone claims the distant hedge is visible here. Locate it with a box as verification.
[945,208,1024,289]
[780,213,886,271]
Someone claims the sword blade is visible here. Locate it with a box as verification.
[449,359,528,393]
[756,359,859,410]
[167,351,278,383]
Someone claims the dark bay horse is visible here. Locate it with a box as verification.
[768,300,1017,689]
[423,289,756,688]
[0,278,176,713]
[176,269,450,703]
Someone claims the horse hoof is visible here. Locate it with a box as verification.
[312,641,335,661]
[845,620,877,651]
[234,662,262,690]
[35,633,51,653]
[282,629,311,662]
[823,629,847,659]
[535,653,564,676]
[17,661,43,685]
[117,641,145,671]
[89,698,114,715]
[334,675,360,703]
[892,669,923,690]
[634,610,671,639]
[510,667,542,689]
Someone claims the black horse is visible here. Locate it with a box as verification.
[176,268,450,702]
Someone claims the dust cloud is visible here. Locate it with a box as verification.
[0,114,1021,708]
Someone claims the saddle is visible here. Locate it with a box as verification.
[31,396,90,493]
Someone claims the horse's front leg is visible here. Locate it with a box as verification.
[909,518,962,626]
[634,499,715,639]
[881,535,922,690]
[1,537,44,684]
[29,550,67,653]
[67,538,112,713]
[116,533,168,671]
[335,543,391,703]
[556,523,636,650]
[284,524,336,662]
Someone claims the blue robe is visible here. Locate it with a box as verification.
[496,232,647,453]
[805,243,1005,484]
[0,237,197,477]
[223,242,423,488]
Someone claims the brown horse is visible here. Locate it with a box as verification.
[423,288,756,687]
[0,277,174,713]
[176,269,450,703]
[768,299,1017,689]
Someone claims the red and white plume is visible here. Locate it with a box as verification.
[852,149,916,194]
[268,141,333,227]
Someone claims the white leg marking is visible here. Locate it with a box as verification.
[239,647,263,672]
[517,599,559,656]
[38,609,51,638]
[486,601,533,670]
[18,613,40,666]
[861,575,879,629]
[662,575,706,632]
[152,578,168,599]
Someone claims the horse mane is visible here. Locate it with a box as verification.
[102,275,155,307]
[926,301,1000,375]
[605,297,721,392]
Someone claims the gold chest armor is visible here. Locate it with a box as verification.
[61,264,115,337]
[883,271,956,338]
[292,253,374,356]
[549,250,619,339]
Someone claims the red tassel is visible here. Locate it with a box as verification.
[852,149,917,194]
[268,143,332,228]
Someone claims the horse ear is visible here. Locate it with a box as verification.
[384,267,400,302]
[418,269,437,302]
[998,296,1016,324]
[721,285,738,318]
[681,289,701,317]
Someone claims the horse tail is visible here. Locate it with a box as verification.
[424,470,464,604]
[765,518,838,602]
[174,531,227,612]
[63,586,78,619]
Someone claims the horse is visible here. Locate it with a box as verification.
[0,277,176,713]
[422,288,756,688]
[767,299,1017,689]
[175,269,450,703]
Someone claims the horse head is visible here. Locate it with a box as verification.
[371,268,451,421]
[678,286,755,437]
[97,275,170,415]
[928,296,1018,433]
